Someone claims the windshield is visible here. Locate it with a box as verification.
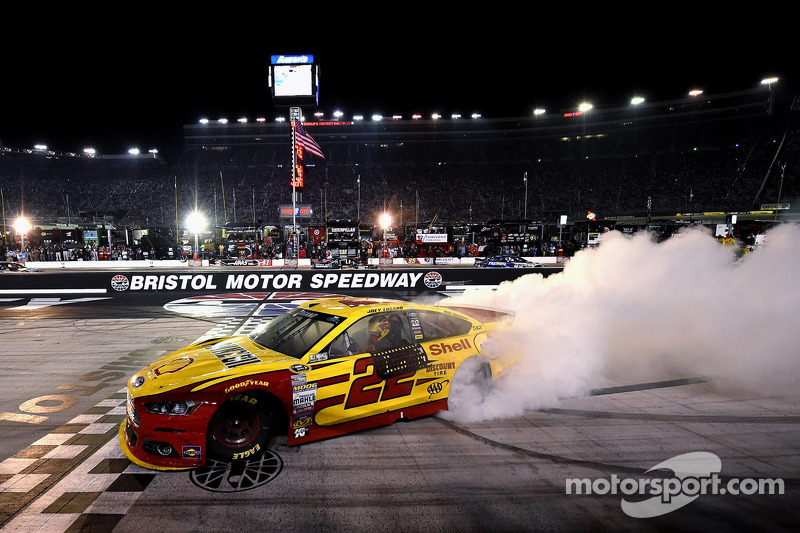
[248,308,344,358]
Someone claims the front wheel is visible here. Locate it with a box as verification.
[207,394,277,462]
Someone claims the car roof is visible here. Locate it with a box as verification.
[299,297,418,319]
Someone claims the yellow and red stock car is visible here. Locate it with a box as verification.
[119,297,513,470]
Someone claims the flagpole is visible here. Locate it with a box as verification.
[290,107,300,258]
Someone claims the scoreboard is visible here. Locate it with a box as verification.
[269,54,319,106]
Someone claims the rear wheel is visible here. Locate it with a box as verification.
[207,393,278,462]
[445,357,493,421]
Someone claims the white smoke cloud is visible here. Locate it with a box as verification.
[443,223,800,423]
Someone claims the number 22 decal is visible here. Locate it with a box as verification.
[344,357,414,409]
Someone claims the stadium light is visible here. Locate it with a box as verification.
[760,77,779,86]
[578,103,593,112]
[14,216,31,254]
[14,216,30,235]
[379,213,392,259]
[533,108,545,116]
[33,144,47,151]
[186,211,206,260]
[689,89,704,96]
[186,211,206,234]
[631,96,645,105]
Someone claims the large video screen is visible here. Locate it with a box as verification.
[273,63,314,97]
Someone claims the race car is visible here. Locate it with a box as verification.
[119,297,514,470]
[312,257,377,269]
[475,254,544,268]
[0,261,44,272]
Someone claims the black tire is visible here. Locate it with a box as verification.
[207,393,277,462]
[445,357,493,420]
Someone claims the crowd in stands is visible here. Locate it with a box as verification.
[1,98,798,257]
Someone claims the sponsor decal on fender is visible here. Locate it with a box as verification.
[224,379,270,394]
[428,338,473,356]
[292,382,317,412]
[182,445,202,458]
[426,361,456,375]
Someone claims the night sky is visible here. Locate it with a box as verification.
[1,9,794,156]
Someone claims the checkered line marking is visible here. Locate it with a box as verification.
[0,391,156,532]
[0,316,264,531]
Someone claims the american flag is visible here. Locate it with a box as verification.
[295,122,325,159]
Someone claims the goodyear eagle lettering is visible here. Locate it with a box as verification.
[309,272,423,289]
[224,379,270,394]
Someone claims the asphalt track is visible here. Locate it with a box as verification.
[1,269,798,532]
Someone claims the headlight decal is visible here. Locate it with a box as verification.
[144,400,197,415]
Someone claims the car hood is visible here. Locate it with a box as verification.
[130,336,298,396]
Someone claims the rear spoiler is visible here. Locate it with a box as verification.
[436,301,515,324]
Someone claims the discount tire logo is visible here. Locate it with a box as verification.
[566,451,784,518]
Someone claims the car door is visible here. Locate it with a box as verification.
[304,311,428,427]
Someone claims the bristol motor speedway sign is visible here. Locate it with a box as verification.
[0,267,563,297]
[111,271,442,292]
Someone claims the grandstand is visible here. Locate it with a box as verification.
[1,82,798,254]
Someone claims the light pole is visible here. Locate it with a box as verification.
[524,171,528,219]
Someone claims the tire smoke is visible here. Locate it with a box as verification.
[446,223,800,423]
